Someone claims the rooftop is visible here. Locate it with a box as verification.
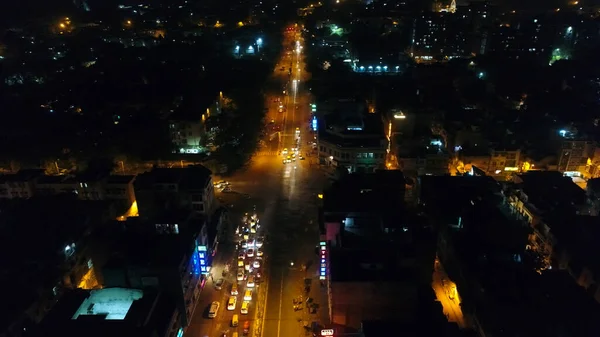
[319,113,385,149]
[72,288,144,320]
[324,170,405,214]
[0,196,113,331]
[134,166,212,191]
[102,213,204,269]
[329,244,419,282]
[0,169,44,183]
[515,171,586,213]
[170,90,218,121]
[38,288,175,337]
[106,175,135,184]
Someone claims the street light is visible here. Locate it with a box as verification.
[256,38,263,52]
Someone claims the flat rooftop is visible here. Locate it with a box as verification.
[72,288,144,320]
[135,166,212,191]
[39,288,175,337]
[324,170,405,214]
[515,171,586,212]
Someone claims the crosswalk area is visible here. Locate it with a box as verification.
[254,151,279,156]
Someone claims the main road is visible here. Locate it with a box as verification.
[186,24,330,337]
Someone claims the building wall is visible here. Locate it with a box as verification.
[105,180,136,206]
[319,139,386,173]
[170,121,204,149]
[330,281,419,329]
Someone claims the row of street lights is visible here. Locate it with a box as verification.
[234,38,263,54]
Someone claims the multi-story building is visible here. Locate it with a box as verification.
[318,113,387,173]
[169,93,222,155]
[558,139,595,176]
[38,288,178,337]
[0,169,44,199]
[410,11,469,61]
[0,171,136,211]
[98,214,209,332]
[0,195,115,337]
[460,147,523,179]
[134,166,216,221]
[319,172,439,330]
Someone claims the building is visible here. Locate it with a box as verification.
[0,171,136,211]
[319,172,437,330]
[318,112,387,173]
[459,147,523,179]
[417,175,600,336]
[410,12,469,62]
[506,171,589,271]
[557,139,595,176]
[0,195,115,337]
[97,213,209,331]
[0,169,44,199]
[169,92,222,155]
[36,288,177,337]
[134,166,216,221]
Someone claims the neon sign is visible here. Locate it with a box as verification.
[321,329,334,336]
[320,241,327,280]
[197,245,208,274]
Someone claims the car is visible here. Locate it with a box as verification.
[256,238,264,248]
[246,276,255,288]
[244,289,253,301]
[247,249,255,257]
[282,148,288,155]
[222,186,232,192]
[215,278,224,290]
[238,252,245,260]
[241,301,249,314]
[243,233,250,240]
[227,296,237,310]
[245,262,251,271]
[231,283,238,295]
[256,249,263,257]
[250,226,256,234]
[253,260,261,268]
[241,240,248,249]
[208,301,220,318]
[238,260,244,267]
[237,270,244,281]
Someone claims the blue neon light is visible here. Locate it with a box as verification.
[201,266,207,272]
[320,271,326,276]
[177,328,184,337]
[200,259,206,266]
[312,117,317,131]
[198,245,207,252]
[321,267,326,272]
[321,259,325,263]
[199,253,205,259]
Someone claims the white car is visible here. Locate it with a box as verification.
[227,296,237,310]
[215,278,224,290]
[256,249,263,257]
[253,260,261,268]
[241,240,248,249]
[238,252,245,260]
[246,276,255,288]
[247,249,255,257]
[255,238,264,248]
[237,270,244,281]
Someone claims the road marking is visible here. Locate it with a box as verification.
[276,269,284,337]
[259,261,270,337]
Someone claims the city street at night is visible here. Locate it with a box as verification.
[186,24,329,337]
